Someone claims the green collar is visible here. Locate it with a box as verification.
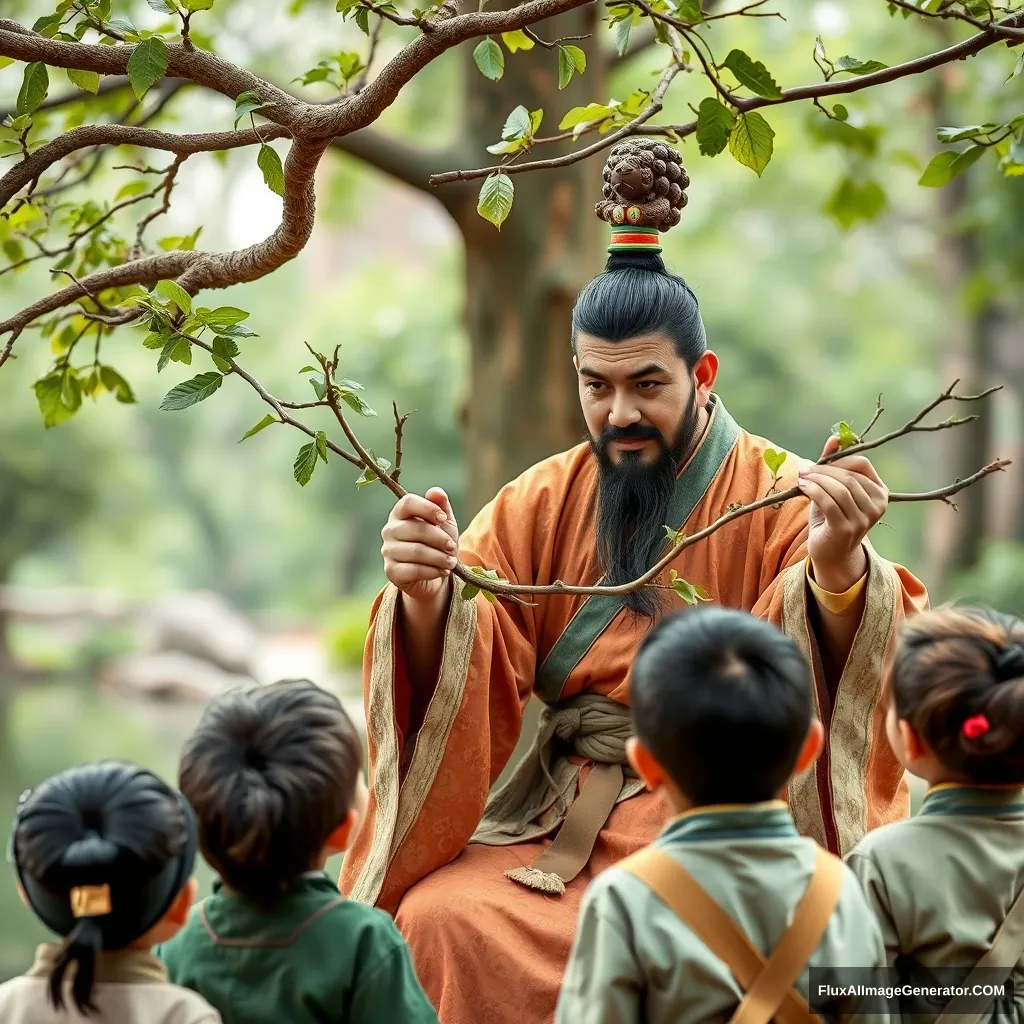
[659,800,799,843]
[919,784,1024,818]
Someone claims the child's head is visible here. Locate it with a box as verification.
[179,678,365,906]
[628,606,822,810]
[9,761,198,1016]
[888,606,1024,786]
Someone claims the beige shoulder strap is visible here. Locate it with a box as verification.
[932,881,1024,1024]
[620,845,844,1024]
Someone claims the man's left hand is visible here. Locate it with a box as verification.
[798,435,889,594]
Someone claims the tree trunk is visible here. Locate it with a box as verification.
[447,7,605,516]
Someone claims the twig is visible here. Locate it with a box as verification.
[886,0,1024,39]
[393,400,410,482]
[0,329,20,369]
[703,0,784,20]
[352,17,384,94]
[522,26,591,47]
[132,156,186,259]
[859,393,884,440]
[429,59,683,186]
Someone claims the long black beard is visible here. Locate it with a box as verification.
[590,393,700,618]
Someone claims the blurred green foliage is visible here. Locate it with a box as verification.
[324,596,375,669]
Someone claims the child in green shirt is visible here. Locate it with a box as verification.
[556,606,888,1024]
[157,678,438,1024]
[846,606,1024,1021]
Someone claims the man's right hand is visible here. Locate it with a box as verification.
[381,486,460,603]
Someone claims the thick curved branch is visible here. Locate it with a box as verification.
[1,123,285,208]
[0,22,307,130]
[432,10,1024,184]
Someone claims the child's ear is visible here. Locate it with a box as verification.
[325,808,360,853]
[169,879,198,927]
[898,719,927,762]
[16,881,28,907]
[792,718,825,777]
[626,737,669,793]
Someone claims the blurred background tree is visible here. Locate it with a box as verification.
[0,0,1022,979]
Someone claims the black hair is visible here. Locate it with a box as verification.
[631,606,813,805]
[891,606,1024,785]
[571,250,707,367]
[11,761,195,1016]
[179,679,361,906]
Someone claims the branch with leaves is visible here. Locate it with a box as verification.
[100,276,1009,604]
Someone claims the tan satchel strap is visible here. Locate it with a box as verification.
[932,881,1024,1024]
[620,847,834,1024]
[731,847,844,1024]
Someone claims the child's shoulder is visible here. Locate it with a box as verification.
[846,813,934,866]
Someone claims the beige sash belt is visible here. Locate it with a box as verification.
[470,693,644,896]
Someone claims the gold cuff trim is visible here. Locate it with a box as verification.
[806,558,867,616]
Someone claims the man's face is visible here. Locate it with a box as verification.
[574,332,695,464]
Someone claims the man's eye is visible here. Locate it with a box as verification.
[585,381,606,392]
[637,381,662,391]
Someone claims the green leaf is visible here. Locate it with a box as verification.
[763,447,787,476]
[473,37,504,81]
[355,452,392,488]
[294,442,319,486]
[832,421,859,450]
[337,52,366,81]
[558,102,616,131]
[529,108,544,135]
[477,173,514,230]
[240,413,278,441]
[0,58,13,72]
[196,306,249,328]
[1009,51,1024,82]
[233,90,272,129]
[309,374,327,400]
[825,177,886,230]
[669,570,710,606]
[918,146,986,188]
[612,15,633,57]
[722,49,781,99]
[936,123,998,144]
[155,278,192,314]
[558,45,586,90]
[339,388,377,417]
[663,525,686,546]
[832,55,887,76]
[115,180,150,201]
[461,566,502,602]
[832,103,848,121]
[215,322,257,338]
[17,63,49,117]
[147,0,177,13]
[501,29,534,53]
[34,373,78,428]
[127,37,168,101]
[142,332,167,350]
[695,97,735,157]
[211,334,239,372]
[67,68,100,93]
[181,0,215,9]
[675,0,703,22]
[158,226,202,250]
[99,365,135,403]
[315,429,329,462]
[502,104,532,140]
[258,144,285,197]
[354,7,370,33]
[159,371,223,410]
[728,111,775,176]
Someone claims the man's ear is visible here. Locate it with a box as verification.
[898,719,928,762]
[792,718,825,777]
[167,878,198,927]
[626,737,669,793]
[325,808,360,853]
[693,350,719,406]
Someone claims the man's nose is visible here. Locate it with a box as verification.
[607,393,642,428]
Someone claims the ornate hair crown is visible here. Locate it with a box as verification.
[595,138,690,254]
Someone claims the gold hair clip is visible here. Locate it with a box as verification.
[70,884,112,918]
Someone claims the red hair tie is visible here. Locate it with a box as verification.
[962,714,990,740]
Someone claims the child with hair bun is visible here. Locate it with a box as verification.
[0,760,219,1022]
[847,606,1024,1021]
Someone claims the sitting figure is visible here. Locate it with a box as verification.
[556,606,888,1024]
[846,607,1024,1022]
[157,678,438,1024]
[0,760,218,1023]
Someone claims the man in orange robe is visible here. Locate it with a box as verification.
[340,217,928,1023]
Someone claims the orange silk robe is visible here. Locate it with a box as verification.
[340,398,928,1024]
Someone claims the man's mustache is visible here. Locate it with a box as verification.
[599,424,665,446]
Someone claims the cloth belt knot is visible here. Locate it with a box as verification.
[470,693,645,896]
